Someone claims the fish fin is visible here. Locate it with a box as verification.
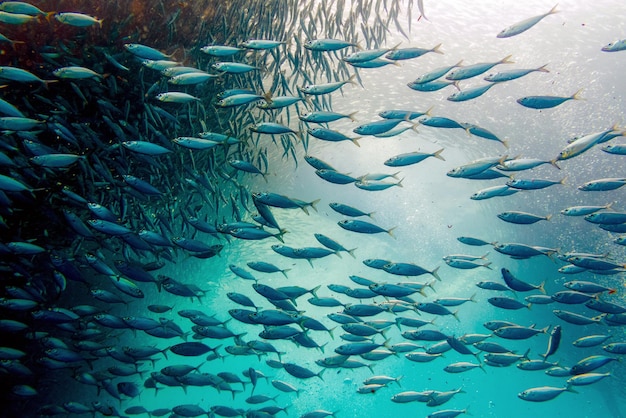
[347,73,358,86]
[433,148,445,161]
[548,3,559,14]
[281,268,291,278]
[351,137,361,147]
[571,89,583,100]
[537,64,550,73]
[308,199,320,213]
[500,54,514,64]
[348,248,357,258]
[538,281,546,294]
[310,285,321,298]
[452,81,460,91]
[431,43,444,54]
[395,178,404,188]
[430,266,441,281]
[550,158,561,169]
[545,214,552,221]
[559,176,567,185]
[348,111,359,122]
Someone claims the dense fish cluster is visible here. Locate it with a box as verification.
[0,0,626,417]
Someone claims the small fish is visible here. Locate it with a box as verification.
[446,55,513,81]
[602,39,626,52]
[497,4,559,38]
[518,386,574,402]
[338,220,395,236]
[384,149,445,166]
[55,12,103,27]
[517,90,582,109]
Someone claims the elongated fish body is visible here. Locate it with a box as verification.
[258,95,303,110]
[484,64,549,82]
[497,211,551,224]
[0,116,44,131]
[300,111,357,123]
[0,66,47,84]
[308,128,360,146]
[602,39,626,52]
[355,179,402,191]
[448,156,506,178]
[155,92,199,103]
[338,220,393,235]
[53,66,102,80]
[298,75,356,95]
[501,268,544,292]
[494,325,547,340]
[414,60,463,84]
[494,243,553,258]
[55,12,102,27]
[565,281,615,294]
[348,58,398,69]
[122,141,171,155]
[407,80,457,92]
[567,372,611,386]
[488,297,530,310]
[518,90,582,109]
[212,62,258,74]
[497,5,559,38]
[541,325,561,360]
[353,118,408,135]
[446,55,513,80]
[457,236,492,246]
[215,93,264,107]
[585,212,626,225]
[241,39,284,50]
[200,45,243,56]
[518,386,572,402]
[383,262,440,280]
[30,153,82,168]
[553,310,603,325]
[329,202,373,218]
[384,149,445,166]
[344,45,399,63]
[169,72,217,85]
[448,83,496,101]
[506,177,565,190]
[578,177,626,191]
[560,203,613,216]
[315,170,357,184]
[570,355,618,375]
[386,44,443,60]
[497,158,557,171]
[304,38,357,51]
[172,137,219,150]
[250,122,297,135]
[253,192,318,213]
[602,143,626,154]
[420,116,464,129]
[573,335,611,348]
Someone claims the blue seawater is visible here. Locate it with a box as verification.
[1,1,625,417]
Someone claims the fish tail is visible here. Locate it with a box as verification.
[501,54,514,64]
[430,266,441,281]
[348,248,357,259]
[351,137,361,147]
[348,111,359,122]
[281,268,291,279]
[538,281,546,294]
[452,81,461,91]
[545,214,553,221]
[347,73,358,86]
[432,43,444,54]
[549,3,559,14]
[550,158,561,169]
[310,285,321,298]
[368,211,376,219]
[395,178,404,188]
[387,226,397,238]
[309,198,320,212]
[559,176,568,185]
[571,88,583,100]
[537,64,550,73]
[453,310,460,322]
[433,148,446,161]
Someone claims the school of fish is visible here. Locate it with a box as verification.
[0,0,625,417]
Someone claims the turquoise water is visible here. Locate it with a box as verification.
[1,0,626,417]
